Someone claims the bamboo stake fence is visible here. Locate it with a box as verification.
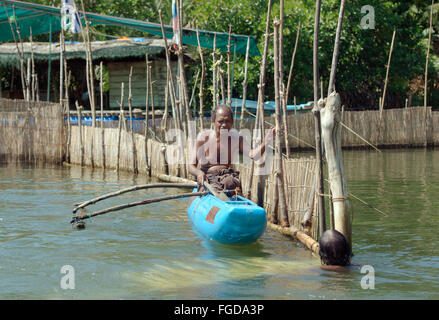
[2,97,439,252]
[0,99,64,163]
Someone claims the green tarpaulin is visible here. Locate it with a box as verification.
[0,0,260,56]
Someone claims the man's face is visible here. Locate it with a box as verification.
[213,108,233,134]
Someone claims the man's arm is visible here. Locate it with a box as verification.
[240,128,275,160]
[188,132,208,185]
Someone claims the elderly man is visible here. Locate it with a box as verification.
[188,104,274,195]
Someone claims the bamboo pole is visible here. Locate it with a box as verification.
[257,0,273,141]
[30,28,36,101]
[2,4,26,99]
[47,21,52,101]
[159,10,186,177]
[313,0,326,237]
[278,0,291,158]
[71,191,208,223]
[327,0,346,96]
[161,67,170,133]
[59,21,64,105]
[245,0,272,202]
[166,67,179,137]
[267,222,320,255]
[26,57,30,102]
[144,54,151,175]
[285,22,301,107]
[79,0,96,127]
[294,96,297,115]
[218,60,226,105]
[65,70,72,163]
[380,29,396,119]
[145,53,150,138]
[13,5,29,99]
[320,91,351,247]
[424,0,434,147]
[75,101,84,167]
[339,121,381,152]
[157,173,196,185]
[256,0,273,206]
[189,69,200,110]
[177,0,192,128]
[196,26,205,130]
[239,37,251,129]
[73,183,197,213]
[116,82,124,173]
[149,65,156,134]
[128,66,138,174]
[227,24,232,109]
[273,19,289,227]
[324,0,347,229]
[99,61,105,169]
[212,34,218,109]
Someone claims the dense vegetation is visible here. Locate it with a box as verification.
[20,1,439,109]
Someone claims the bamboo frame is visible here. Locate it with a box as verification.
[273,19,289,227]
[313,0,326,237]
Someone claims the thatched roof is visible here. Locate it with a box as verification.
[0,38,182,68]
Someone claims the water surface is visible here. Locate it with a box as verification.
[1,149,438,299]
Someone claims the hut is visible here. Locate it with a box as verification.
[0,38,191,111]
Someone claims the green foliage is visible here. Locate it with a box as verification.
[24,0,439,109]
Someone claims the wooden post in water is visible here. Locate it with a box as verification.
[99,61,105,169]
[325,0,347,228]
[75,101,84,167]
[116,82,124,173]
[149,65,156,134]
[313,0,326,237]
[159,10,185,177]
[255,0,273,206]
[144,53,151,175]
[424,0,434,147]
[245,0,272,203]
[273,19,289,227]
[320,91,351,248]
[66,70,72,163]
[128,67,138,174]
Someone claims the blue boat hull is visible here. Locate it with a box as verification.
[187,189,267,244]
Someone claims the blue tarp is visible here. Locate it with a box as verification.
[221,98,313,114]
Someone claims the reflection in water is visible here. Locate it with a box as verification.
[122,256,316,292]
[2,149,439,299]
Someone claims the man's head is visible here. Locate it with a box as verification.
[319,229,351,266]
[212,105,234,133]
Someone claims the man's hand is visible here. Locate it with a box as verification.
[196,172,206,186]
[265,128,275,144]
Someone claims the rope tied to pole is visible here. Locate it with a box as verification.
[317,192,348,203]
